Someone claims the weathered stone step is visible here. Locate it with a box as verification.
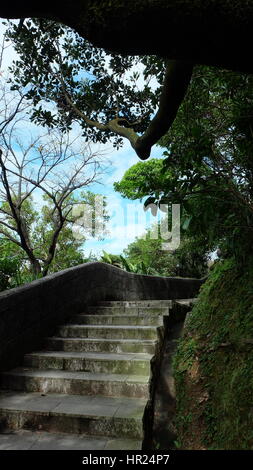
[45,337,157,354]
[85,306,170,316]
[57,325,158,340]
[24,351,152,375]
[70,314,163,326]
[1,368,149,398]
[0,391,146,439]
[0,429,142,450]
[0,295,175,449]
[98,300,172,307]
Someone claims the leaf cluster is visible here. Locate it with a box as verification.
[6,19,158,148]
[115,65,253,260]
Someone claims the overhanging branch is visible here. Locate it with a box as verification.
[62,60,193,160]
[134,61,194,159]
[108,60,193,159]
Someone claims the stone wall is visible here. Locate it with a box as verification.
[143,299,196,449]
[0,262,203,372]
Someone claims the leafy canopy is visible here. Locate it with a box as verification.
[0,189,107,289]
[115,65,253,260]
[5,19,160,149]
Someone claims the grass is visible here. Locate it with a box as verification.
[173,257,253,449]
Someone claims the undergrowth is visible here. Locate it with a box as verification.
[173,257,253,449]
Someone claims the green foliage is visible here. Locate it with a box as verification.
[115,66,253,261]
[114,158,212,261]
[100,250,122,268]
[158,65,253,259]
[6,19,158,148]
[0,190,108,288]
[119,254,157,275]
[30,191,107,274]
[114,159,166,200]
[174,257,253,449]
[123,225,208,278]
[123,231,175,276]
[99,250,160,275]
[0,240,21,291]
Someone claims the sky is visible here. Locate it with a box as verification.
[0,21,166,259]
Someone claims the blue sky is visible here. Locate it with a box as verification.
[0,21,165,258]
[82,142,164,257]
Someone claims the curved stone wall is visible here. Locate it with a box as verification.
[0,262,203,372]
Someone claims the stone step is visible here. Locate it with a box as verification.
[45,337,157,354]
[0,296,172,449]
[98,300,172,307]
[57,325,158,340]
[0,391,146,439]
[1,368,149,398]
[24,351,152,375]
[70,314,163,326]
[0,429,142,450]
[85,306,170,316]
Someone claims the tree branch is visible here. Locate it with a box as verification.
[134,61,193,159]
[0,219,19,232]
[108,61,193,159]
[0,148,39,266]
[61,60,193,160]
[0,228,22,247]
[60,86,108,132]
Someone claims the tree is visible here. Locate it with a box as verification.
[100,222,208,278]
[0,238,21,290]
[123,232,176,277]
[114,158,167,200]
[158,65,253,260]
[0,204,89,290]
[114,66,253,260]
[123,223,208,278]
[3,19,191,161]
[0,188,107,288]
[0,2,253,162]
[0,98,107,276]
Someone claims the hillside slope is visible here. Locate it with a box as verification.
[174,257,253,449]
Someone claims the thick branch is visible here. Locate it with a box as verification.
[0,219,19,232]
[0,228,22,247]
[134,61,193,159]
[62,89,108,132]
[62,60,193,160]
[42,209,65,276]
[5,2,248,161]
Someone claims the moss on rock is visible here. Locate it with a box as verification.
[174,257,253,449]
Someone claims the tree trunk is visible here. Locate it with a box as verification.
[29,257,42,277]
[0,1,253,73]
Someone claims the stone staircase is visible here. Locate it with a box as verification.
[0,300,171,450]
